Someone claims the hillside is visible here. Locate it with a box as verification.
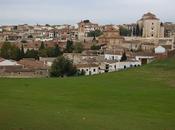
[0,57,175,130]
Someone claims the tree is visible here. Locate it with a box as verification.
[16,48,21,61]
[74,42,84,53]
[39,42,47,57]
[50,56,77,77]
[46,45,62,57]
[0,42,21,61]
[28,35,33,39]
[21,40,28,43]
[25,49,39,60]
[39,42,45,50]
[119,26,132,36]
[65,40,74,53]
[53,44,62,56]
[0,42,12,59]
[91,44,101,50]
[20,44,25,59]
[39,49,48,57]
[140,28,143,37]
[120,52,127,62]
[136,24,140,36]
[87,30,103,38]
[77,69,86,76]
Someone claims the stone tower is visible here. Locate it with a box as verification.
[137,12,164,38]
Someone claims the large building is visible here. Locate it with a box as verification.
[98,25,124,50]
[137,12,164,38]
[78,20,99,41]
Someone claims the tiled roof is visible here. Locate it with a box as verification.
[76,64,99,68]
[18,59,47,69]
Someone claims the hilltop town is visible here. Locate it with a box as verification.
[0,12,175,77]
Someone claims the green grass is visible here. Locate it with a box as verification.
[0,57,175,130]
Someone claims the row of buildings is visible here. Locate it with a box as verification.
[0,12,175,77]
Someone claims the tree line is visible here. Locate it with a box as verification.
[0,42,62,61]
[0,41,84,61]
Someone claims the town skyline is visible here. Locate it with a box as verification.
[0,0,175,25]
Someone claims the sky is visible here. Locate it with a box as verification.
[0,0,174,25]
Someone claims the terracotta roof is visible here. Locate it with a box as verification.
[76,64,99,68]
[105,51,123,55]
[18,59,47,69]
[133,52,155,57]
[161,45,172,50]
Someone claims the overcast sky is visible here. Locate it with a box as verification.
[0,0,174,25]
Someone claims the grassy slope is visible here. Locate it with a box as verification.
[0,57,175,130]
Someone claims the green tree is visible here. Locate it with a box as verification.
[38,42,47,57]
[0,42,21,60]
[21,40,28,43]
[39,49,48,57]
[136,24,140,36]
[25,49,39,60]
[74,42,84,53]
[65,40,74,53]
[50,56,77,77]
[20,44,25,59]
[53,44,62,56]
[120,52,127,62]
[46,45,62,57]
[28,35,33,39]
[87,30,103,38]
[91,44,101,50]
[39,42,45,50]
[119,26,132,36]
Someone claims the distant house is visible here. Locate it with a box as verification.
[134,52,155,65]
[0,59,20,66]
[155,46,166,54]
[39,57,57,67]
[98,25,124,50]
[0,58,49,77]
[76,64,99,75]
[104,51,122,61]
[0,59,23,77]
[100,60,141,73]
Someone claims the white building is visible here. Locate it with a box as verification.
[99,60,141,73]
[0,59,20,66]
[104,53,122,61]
[134,53,155,65]
[155,46,166,54]
[76,64,99,75]
[39,57,57,67]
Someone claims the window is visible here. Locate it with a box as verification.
[152,34,154,37]
[86,69,88,72]
[93,69,96,72]
[152,23,154,25]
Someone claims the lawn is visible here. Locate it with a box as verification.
[0,57,175,130]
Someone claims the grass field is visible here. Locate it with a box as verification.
[0,57,175,130]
